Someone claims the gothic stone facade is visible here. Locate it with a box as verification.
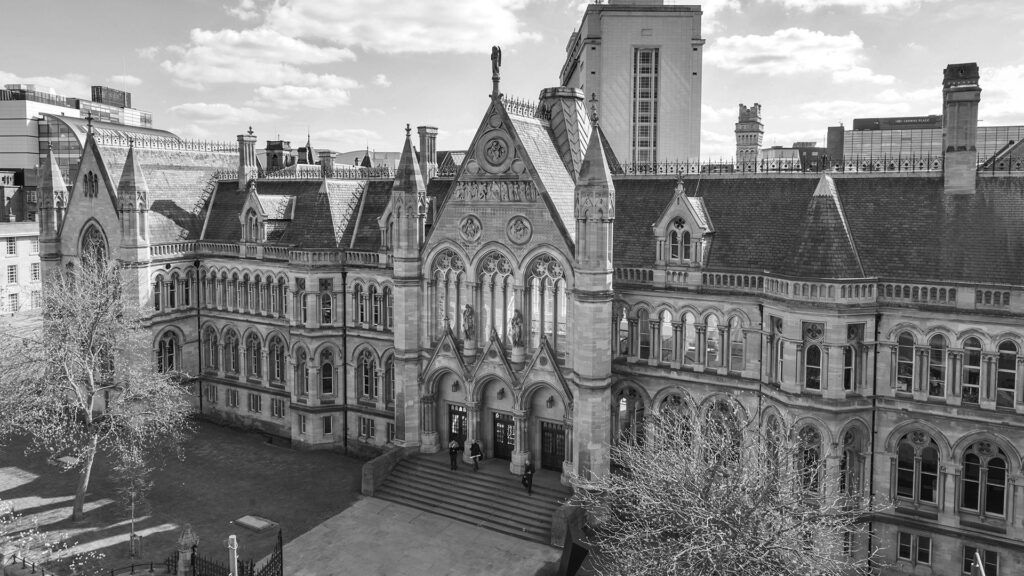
[41,81,1024,575]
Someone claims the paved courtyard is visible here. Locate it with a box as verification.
[285,497,561,576]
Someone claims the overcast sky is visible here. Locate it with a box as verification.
[4,0,1023,159]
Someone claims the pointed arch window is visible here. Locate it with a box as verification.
[320,292,333,325]
[805,345,822,390]
[370,285,380,326]
[614,388,645,447]
[526,254,566,353]
[383,355,395,407]
[245,333,262,379]
[384,286,394,330]
[168,273,178,309]
[896,332,915,393]
[616,306,629,357]
[996,341,1017,408]
[295,349,309,396]
[637,309,651,359]
[153,276,163,311]
[928,335,946,397]
[895,432,939,505]
[961,442,1007,517]
[157,332,178,373]
[839,429,864,497]
[659,311,673,362]
[224,330,240,375]
[204,326,219,371]
[431,249,467,339]
[479,252,514,343]
[706,316,721,367]
[728,317,744,370]
[843,346,855,391]
[320,350,334,395]
[682,312,697,364]
[245,209,259,242]
[352,284,363,325]
[358,350,377,398]
[269,336,285,383]
[799,426,822,493]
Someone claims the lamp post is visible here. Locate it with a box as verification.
[194,259,203,415]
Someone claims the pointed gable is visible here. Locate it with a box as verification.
[784,175,864,278]
[575,121,615,220]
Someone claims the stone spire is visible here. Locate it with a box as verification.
[392,124,427,255]
[117,142,149,210]
[575,113,615,224]
[38,146,67,240]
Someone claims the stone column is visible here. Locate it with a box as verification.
[216,341,226,379]
[695,324,707,368]
[671,322,683,369]
[561,419,574,486]
[888,344,899,396]
[176,524,199,576]
[283,286,291,320]
[823,454,841,502]
[948,351,963,405]
[627,319,639,362]
[510,410,530,475]
[285,355,296,400]
[463,401,480,464]
[913,348,929,401]
[260,350,269,386]
[648,320,659,366]
[1016,357,1024,414]
[981,354,997,409]
[421,396,439,453]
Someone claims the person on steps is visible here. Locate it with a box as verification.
[448,438,460,471]
[522,460,535,495]
[470,441,482,471]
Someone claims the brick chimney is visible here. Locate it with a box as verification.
[237,128,257,190]
[417,126,438,182]
[942,63,981,194]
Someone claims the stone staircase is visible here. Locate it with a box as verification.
[376,455,571,545]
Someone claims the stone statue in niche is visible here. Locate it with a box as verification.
[511,309,524,347]
[463,305,475,339]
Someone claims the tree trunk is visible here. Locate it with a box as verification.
[72,434,99,521]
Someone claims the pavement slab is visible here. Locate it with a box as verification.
[284,497,560,576]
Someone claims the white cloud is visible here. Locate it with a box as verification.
[0,70,90,98]
[136,46,159,60]
[759,0,947,13]
[682,0,740,33]
[372,74,391,88]
[799,85,939,122]
[108,74,142,87]
[707,28,893,85]
[701,103,737,124]
[226,0,261,20]
[265,0,541,54]
[700,128,736,159]
[981,64,1024,124]
[248,75,359,109]
[160,27,355,88]
[169,102,279,124]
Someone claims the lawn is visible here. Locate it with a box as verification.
[0,420,364,571]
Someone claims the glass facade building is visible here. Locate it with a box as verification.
[842,122,1024,162]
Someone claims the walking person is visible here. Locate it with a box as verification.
[470,440,482,471]
[448,438,460,471]
[522,460,535,495]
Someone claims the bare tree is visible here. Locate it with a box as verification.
[0,246,193,521]
[570,401,884,576]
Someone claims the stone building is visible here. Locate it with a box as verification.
[42,62,1024,574]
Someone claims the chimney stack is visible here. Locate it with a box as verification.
[417,126,438,182]
[538,86,590,179]
[319,150,335,176]
[942,63,981,194]
[238,128,258,190]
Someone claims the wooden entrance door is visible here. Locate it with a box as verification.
[493,412,514,460]
[448,404,466,449]
[541,421,565,472]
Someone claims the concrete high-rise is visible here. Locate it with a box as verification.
[559,0,704,164]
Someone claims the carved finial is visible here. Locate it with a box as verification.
[405,123,411,138]
[491,45,502,99]
[86,112,94,134]
[589,92,599,124]
[247,126,254,136]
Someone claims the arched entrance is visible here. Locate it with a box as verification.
[476,377,516,461]
[433,371,467,450]
[525,383,567,472]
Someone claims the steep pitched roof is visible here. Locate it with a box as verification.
[116,144,149,208]
[783,175,864,278]
[613,174,1024,285]
[507,114,577,242]
[39,146,68,205]
[95,144,235,243]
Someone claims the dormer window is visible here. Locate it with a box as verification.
[668,219,691,262]
[245,209,260,242]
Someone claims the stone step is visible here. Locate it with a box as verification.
[404,457,571,500]
[375,488,550,544]
[395,460,569,504]
[376,455,570,546]
[384,475,556,525]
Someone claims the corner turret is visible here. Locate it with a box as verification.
[117,142,150,257]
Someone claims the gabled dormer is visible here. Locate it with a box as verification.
[652,179,714,271]
[238,180,266,243]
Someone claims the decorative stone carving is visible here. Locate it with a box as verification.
[463,304,475,339]
[511,309,524,347]
[506,215,532,245]
[451,180,537,203]
[475,129,514,174]
[803,322,824,342]
[459,215,482,242]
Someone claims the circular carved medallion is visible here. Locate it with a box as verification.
[476,130,514,174]
[506,216,532,245]
[459,215,483,242]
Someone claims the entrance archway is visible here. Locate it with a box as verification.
[525,383,567,472]
[476,377,515,461]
